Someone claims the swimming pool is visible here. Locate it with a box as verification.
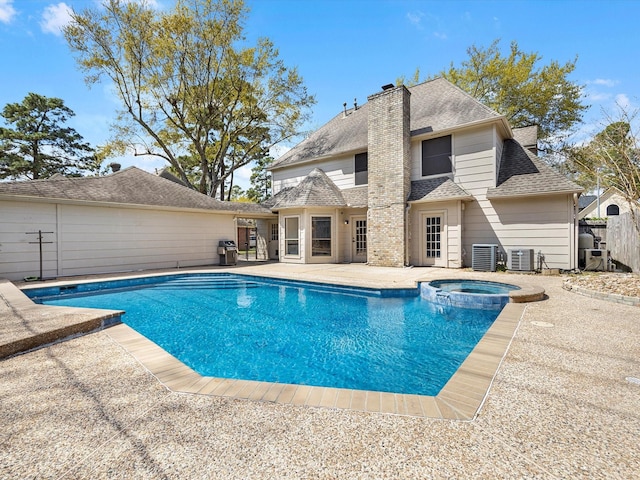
[26,273,501,396]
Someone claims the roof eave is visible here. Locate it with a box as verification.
[0,193,274,217]
[411,116,513,142]
[408,195,474,205]
[486,188,583,200]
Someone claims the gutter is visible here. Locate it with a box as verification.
[0,194,276,218]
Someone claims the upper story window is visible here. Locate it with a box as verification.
[355,152,368,185]
[422,135,452,177]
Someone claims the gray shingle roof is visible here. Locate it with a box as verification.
[341,186,368,208]
[511,125,538,150]
[579,194,597,210]
[487,140,583,198]
[271,77,502,170]
[269,168,347,210]
[0,167,273,216]
[408,177,473,202]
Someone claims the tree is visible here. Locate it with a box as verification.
[405,39,588,155]
[65,0,314,200]
[246,155,273,203]
[566,105,640,220]
[0,93,98,180]
[227,184,246,201]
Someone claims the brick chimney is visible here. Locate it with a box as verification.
[366,84,411,267]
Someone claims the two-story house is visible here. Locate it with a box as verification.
[262,78,583,270]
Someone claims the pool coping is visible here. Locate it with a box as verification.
[105,302,526,421]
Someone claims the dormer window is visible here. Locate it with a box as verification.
[355,152,368,185]
[422,135,452,177]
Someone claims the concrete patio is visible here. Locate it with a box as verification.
[1,264,638,478]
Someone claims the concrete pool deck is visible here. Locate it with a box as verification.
[1,264,639,478]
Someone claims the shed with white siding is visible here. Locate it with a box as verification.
[0,168,274,281]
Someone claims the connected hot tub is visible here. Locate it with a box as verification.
[421,279,521,310]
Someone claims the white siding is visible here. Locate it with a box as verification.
[337,208,367,263]
[410,126,496,185]
[494,125,504,184]
[280,210,306,264]
[272,154,358,194]
[0,200,236,281]
[0,201,58,280]
[452,126,496,193]
[278,208,344,264]
[463,195,576,270]
[410,201,461,267]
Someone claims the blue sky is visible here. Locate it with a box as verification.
[1,0,638,189]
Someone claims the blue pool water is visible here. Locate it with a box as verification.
[26,274,501,396]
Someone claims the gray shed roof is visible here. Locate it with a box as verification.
[271,77,504,170]
[487,140,583,199]
[0,167,273,216]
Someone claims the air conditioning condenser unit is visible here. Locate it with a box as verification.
[508,248,535,271]
[472,244,498,272]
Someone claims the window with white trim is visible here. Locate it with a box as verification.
[311,216,331,256]
[284,217,299,256]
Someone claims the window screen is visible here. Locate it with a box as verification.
[311,216,331,256]
[284,217,299,255]
[422,135,452,177]
[355,152,368,185]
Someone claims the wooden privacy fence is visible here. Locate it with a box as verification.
[607,212,640,272]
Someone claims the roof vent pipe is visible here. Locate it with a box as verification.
[381,83,394,91]
[343,102,347,117]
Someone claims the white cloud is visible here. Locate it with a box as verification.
[615,93,631,110]
[590,78,618,87]
[234,165,252,190]
[121,0,160,8]
[0,0,16,24]
[40,2,73,36]
[587,92,612,102]
[407,11,425,28]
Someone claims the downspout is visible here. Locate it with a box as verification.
[405,202,412,267]
[572,193,579,270]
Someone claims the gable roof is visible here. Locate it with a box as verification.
[269,168,347,210]
[487,140,582,199]
[577,186,639,219]
[0,167,273,216]
[271,77,507,170]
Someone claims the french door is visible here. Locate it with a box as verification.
[422,213,446,266]
[351,216,367,263]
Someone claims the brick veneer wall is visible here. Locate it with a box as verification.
[366,85,411,267]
